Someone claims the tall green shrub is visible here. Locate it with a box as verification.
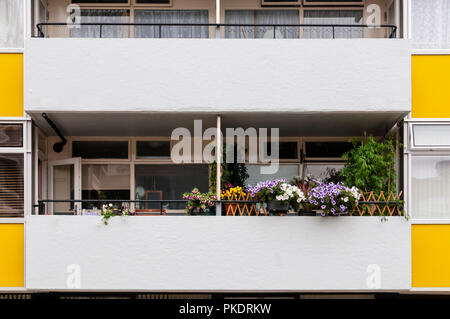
[341,135,397,194]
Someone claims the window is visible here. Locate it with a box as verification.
[136,0,171,4]
[411,156,450,219]
[134,10,209,38]
[303,163,344,180]
[0,124,22,147]
[135,165,209,211]
[261,0,301,6]
[303,0,363,5]
[225,10,299,39]
[411,0,450,49]
[72,0,129,3]
[0,154,24,217]
[72,141,129,159]
[412,124,450,148]
[136,141,171,159]
[264,141,298,160]
[303,10,363,38]
[304,141,354,160]
[82,164,130,207]
[246,164,299,186]
[70,9,130,38]
[0,0,24,48]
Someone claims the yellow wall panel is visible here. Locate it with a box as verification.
[412,55,450,118]
[0,54,23,117]
[412,224,450,287]
[0,224,24,287]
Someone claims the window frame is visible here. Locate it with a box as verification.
[409,122,450,150]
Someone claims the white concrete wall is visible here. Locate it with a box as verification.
[26,216,411,291]
[24,38,411,113]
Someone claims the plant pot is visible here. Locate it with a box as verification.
[298,209,316,216]
[267,199,289,216]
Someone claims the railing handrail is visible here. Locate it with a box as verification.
[36,22,397,38]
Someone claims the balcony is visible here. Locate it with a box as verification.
[36,22,398,39]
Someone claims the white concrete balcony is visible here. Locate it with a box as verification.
[24,38,411,116]
[26,215,411,292]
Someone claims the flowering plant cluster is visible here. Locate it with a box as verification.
[101,203,130,225]
[308,181,361,216]
[247,179,306,207]
[183,188,217,215]
[221,186,246,199]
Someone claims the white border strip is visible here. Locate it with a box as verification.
[0,49,23,53]
[411,219,450,225]
[0,218,25,224]
[412,49,450,55]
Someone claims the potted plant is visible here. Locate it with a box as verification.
[292,176,317,216]
[101,203,130,225]
[247,179,306,216]
[221,185,247,215]
[308,181,361,216]
[183,188,217,216]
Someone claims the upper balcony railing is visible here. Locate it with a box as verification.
[36,22,397,39]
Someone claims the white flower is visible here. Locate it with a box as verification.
[344,197,349,203]
[109,203,113,207]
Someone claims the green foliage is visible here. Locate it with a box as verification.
[341,135,398,195]
[210,143,249,193]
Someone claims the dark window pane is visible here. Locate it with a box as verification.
[305,141,355,158]
[265,142,298,159]
[0,124,23,147]
[72,141,128,159]
[136,0,170,3]
[0,154,24,217]
[135,164,209,211]
[136,141,170,159]
[72,0,128,3]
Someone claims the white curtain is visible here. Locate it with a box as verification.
[225,10,299,39]
[303,10,363,39]
[411,156,450,219]
[411,0,450,49]
[0,0,24,48]
[134,10,209,38]
[70,9,129,38]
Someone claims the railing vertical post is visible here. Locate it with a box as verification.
[160,201,163,215]
[216,115,222,216]
[159,25,162,38]
[332,26,335,39]
[273,26,276,39]
[99,24,102,38]
[38,201,45,215]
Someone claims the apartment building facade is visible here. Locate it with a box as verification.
[0,0,447,297]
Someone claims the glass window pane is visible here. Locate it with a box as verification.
[0,124,22,147]
[305,141,354,159]
[134,10,209,38]
[0,0,24,48]
[72,141,128,159]
[246,164,299,186]
[70,9,130,38]
[412,156,450,219]
[82,164,130,208]
[303,163,344,180]
[225,10,299,39]
[264,141,298,159]
[135,164,209,212]
[413,125,450,147]
[0,154,24,217]
[136,141,171,159]
[303,10,363,39]
[411,0,450,49]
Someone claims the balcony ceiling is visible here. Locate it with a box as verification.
[29,111,406,137]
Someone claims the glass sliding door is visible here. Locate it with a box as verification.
[135,164,209,213]
[225,10,299,39]
[134,10,209,38]
[303,10,363,39]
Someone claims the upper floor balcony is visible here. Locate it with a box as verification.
[35,0,402,40]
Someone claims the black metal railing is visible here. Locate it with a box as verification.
[34,198,403,217]
[36,22,397,39]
